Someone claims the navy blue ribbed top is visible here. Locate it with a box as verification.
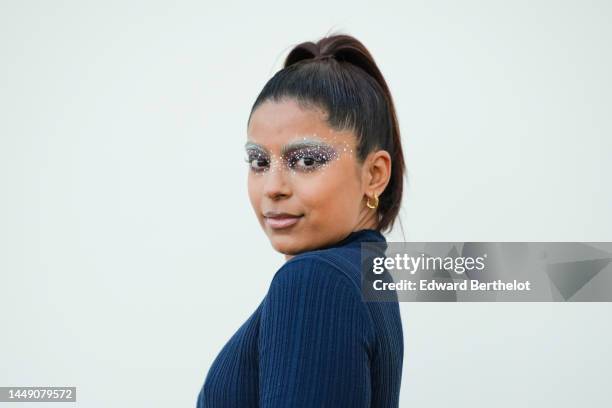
[197,229,404,407]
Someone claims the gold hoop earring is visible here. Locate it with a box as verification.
[366,193,379,209]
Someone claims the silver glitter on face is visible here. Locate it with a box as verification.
[244,134,353,175]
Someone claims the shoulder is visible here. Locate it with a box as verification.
[265,251,375,331]
[263,252,376,342]
[269,251,358,295]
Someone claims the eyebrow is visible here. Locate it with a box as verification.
[244,139,334,156]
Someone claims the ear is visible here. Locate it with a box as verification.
[363,150,392,196]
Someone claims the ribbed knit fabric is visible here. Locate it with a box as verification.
[197,229,403,407]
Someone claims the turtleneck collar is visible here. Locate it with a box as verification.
[317,228,387,251]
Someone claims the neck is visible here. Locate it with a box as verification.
[283,216,379,262]
[355,208,379,231]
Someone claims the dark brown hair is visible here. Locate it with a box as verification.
[247,33,406,233]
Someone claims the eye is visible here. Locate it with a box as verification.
[286,147,336,172]
[244,154,269,173]
[296,156,318,168]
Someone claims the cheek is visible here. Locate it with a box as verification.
[296,169,361,221]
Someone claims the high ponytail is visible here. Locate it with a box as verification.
[248,33,406,233]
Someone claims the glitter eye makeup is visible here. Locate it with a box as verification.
[244,137,342,174]
[282,143,339,173]
[244,145,271,173]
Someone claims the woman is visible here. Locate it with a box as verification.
[197,33,405,407]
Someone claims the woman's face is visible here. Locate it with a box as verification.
[246,98,377,256]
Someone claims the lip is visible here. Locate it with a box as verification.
[263,212,304,230]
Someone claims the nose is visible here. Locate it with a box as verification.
[262,164,291,200]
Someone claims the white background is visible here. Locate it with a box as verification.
[1,0,610,407]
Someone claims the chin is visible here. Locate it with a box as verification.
[268,234,307,256]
